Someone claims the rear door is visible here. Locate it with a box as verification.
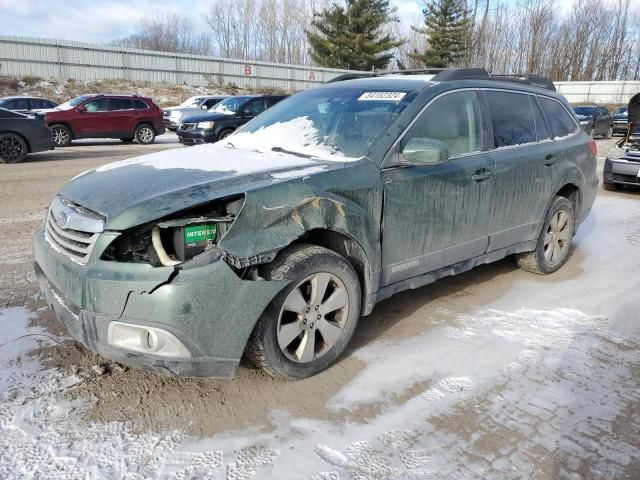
[483,90,555,250]
[381,90,494,285]
[107,98,136,137]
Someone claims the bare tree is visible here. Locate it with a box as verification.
[115,14,212,56]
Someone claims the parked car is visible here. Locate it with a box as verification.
[573,105,613,138]
[0,96,58,113]
[45,94,165,147]
[163,95,228,130]
[0,108,53,163]
[177,95,287,145]
[604,93,640,190]
[612,106,629,135]
[34,69,597,380]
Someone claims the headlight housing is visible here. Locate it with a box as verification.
[101,195,244,267]
[197,121,215,129]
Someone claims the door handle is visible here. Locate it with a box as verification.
[471,169,492,181]
[543,154,559,166]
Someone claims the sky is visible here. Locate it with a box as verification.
[0,0,428,44]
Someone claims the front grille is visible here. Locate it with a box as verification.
[613,173,639,184]
[44,197,104,265]
[180,123,196,131]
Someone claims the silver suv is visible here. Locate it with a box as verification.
[163,95,227,130]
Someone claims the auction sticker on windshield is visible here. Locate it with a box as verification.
[358,92,407,102]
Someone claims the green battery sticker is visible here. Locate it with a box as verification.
[184,223,217,246]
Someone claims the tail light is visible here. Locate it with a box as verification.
[587,138,597,156]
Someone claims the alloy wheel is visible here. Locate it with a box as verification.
[0,135,26,162]
[138,127,154,143]
[277,272,349,363]
[52,127,69,146]
[543,209,571,264]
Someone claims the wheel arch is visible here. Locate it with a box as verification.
[134,121,156,134]
[555,183,581,215]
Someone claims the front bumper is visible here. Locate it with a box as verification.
[604,156,640,186]
[163,118,179,129]
[613,122,628,134]
[177,128,218,145]
[33,225,287,378]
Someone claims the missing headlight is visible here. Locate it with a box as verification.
[102,195,244,266]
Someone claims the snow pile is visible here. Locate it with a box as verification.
[227,116,352,160]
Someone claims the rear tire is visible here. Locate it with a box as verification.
[51,124,72,147]
[246,244,361,380]
[516,196,575,275]
[0,133,28,163]
[135,124,155,145]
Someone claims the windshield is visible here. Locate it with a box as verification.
[211,96,252,115]
[574,106,596,116]
[180,96,203,108]
[57,95,96,110]
[226,87,417,158]
[614,107,628,116]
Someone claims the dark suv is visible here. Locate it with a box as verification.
[0,96,58,113]
[45,94,165,146]
[177,95,287,145]
[574,105,613,138]
[34,69,597,380]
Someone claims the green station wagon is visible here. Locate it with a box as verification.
[34,69,598,379]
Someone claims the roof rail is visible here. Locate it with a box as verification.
[329,68,556,91]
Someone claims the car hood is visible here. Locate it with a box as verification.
[60,144,351,230]
[576,114,592,121]
[182,111,236,123]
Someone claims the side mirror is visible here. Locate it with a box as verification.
[201,104,208,110]
[77,105,87,113]
[242,109,252,117]
[402,138,449,165]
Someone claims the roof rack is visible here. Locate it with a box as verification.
[329,68,556,91]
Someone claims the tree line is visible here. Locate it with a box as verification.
[114,0,640,81]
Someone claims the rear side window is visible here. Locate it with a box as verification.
[531,97,551,141]
[31,99,53,109]
[539,97,578,139]
[402,90,482,158]
[110,98,133,111]
[132,100,149,109]
[5,99,29,110]
[486,91,536,147]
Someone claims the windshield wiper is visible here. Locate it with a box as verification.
[271,146,318,159]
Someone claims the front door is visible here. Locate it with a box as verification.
[76,98,111,137]
[381,90,494,286]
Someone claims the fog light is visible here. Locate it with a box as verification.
[108,321,191,358]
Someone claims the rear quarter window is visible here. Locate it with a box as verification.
[539,97,578,139]
[132,100,149,109]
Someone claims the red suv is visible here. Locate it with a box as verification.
[46,94,165,146]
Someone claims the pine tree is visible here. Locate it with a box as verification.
[307,0,404,71]
[411,0,472,68]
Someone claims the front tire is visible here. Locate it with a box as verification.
[51,124,72,147]
[0,133,28,163]
[218,129,234,141]
[135,124,156,145]
[516,196,575,274]
[246,244,361,379]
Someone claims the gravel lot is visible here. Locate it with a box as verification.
[0,135,638,479]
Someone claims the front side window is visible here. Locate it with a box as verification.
[540,97,579,139]
[57,95,97,110]
[486,91,536,148]
[230,87,417,158]
[400,90,482,158]
[244,98,267,116]
[4,99,29,110]
[84,99,108,112]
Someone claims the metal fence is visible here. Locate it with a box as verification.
[0,35,358,91]
[1,36,639,103]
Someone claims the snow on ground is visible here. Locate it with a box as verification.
[1,195,639,479]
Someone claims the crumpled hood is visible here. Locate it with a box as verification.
[60,144,348,230]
